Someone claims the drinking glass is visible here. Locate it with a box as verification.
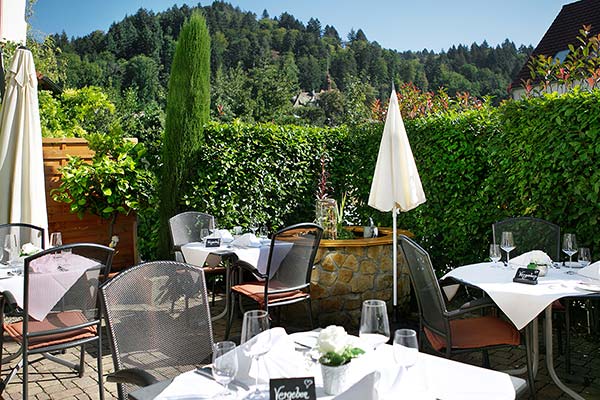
[359,299,390,350]
[489,244,502,266]
[241,310,270,400]
[578,247,591,267]
[562,233,578,267]
[212,341,238,399]
[3,234,18,265]
[500,232,515,267]
[393,329,419,385]
[249,224,258,236]
[50,232,63,248]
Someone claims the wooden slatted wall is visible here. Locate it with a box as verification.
[42,138,138,271]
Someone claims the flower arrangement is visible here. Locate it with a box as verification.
[526,250,553,276]
[20,243,41,257]
[317,325,365,367]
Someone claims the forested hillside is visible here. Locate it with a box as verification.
[49,1,533,125]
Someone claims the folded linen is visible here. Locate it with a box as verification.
[155,370,224,399]
[578,261,600,281]
[231,233,261,248]
[510,250,553,267]
[205,229,234,243]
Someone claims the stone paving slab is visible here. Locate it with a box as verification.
[1,300,598,399]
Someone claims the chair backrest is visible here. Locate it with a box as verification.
[168,212,215,251]
[398,235,449,337]
[0,223,45,262]
[492,217,560,261]
[266,223,323,294]
[22,243,114,348]
[101,261,214,399]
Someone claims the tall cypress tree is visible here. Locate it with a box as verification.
[158,11,211,258]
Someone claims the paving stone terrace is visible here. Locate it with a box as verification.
[1,297,599,399]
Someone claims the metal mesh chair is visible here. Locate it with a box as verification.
[398,234,535,394]
[492,217,561,261]
[0,243,114,398]
[101,261,214,400]
[225,223,323,339]
[0,223,45,262]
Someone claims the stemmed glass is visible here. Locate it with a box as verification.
[241,310,271,400]
[359,299,390,350]
[562,233,578,267]
[578,247,591,267]
[50,232,62,247]
[500,232,515,267]
[392,329,419,387]
[249,224,258,236]
[489,244,502,267]
[212,341,238,399]
[3,234,18,265]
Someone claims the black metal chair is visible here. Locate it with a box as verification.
[168,212,226,305]
[0,243,114,398]
[398,234,535,396]
[225,223,323,339]
[492,217,561,261]
[101,261,214,400]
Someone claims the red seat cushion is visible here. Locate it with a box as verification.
[231,281,308,307]
[424,316,520,352]
[4,310,97,350]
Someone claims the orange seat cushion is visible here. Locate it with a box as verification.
[425,316,520,352]
[231,281,308,307]
[4,310,97,350]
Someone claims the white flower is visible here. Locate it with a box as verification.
[21,243,41,256]
[529,250,552,265]
[317,325,348,354]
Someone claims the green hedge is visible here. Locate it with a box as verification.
[154,89,600,272]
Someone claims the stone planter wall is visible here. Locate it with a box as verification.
[310,227,413,328]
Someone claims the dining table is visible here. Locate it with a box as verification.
[442,261,600,400]
[129,327,524,400]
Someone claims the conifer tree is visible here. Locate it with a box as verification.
[158,11,210,258]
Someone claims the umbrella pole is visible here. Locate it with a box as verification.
[392,206,398,322]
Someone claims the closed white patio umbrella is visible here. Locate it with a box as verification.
[0,47,48,239]
[369,87,426,317]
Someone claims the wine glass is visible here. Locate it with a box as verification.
[562,233,578,267]
[3,234,18,265]
[578,247,591,267]
[249,224,258,236]
[241,310,270,400]
[393,329,419,386]
[500,232,515,267]
[50,232,63,247]
[212,341,238,399]
[359,299,390,350]
[489,244,501,267]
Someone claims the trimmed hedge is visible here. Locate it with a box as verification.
[171,89,600,273]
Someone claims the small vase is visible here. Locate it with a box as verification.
[321,362,350,395]
[315,198,338,240]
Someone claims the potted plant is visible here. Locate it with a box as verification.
[317,325,365,395]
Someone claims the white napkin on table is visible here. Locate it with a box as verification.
[206,229,234,243]
[578,261,600,280]
[155,370,224,399]
[231,233,261,248]
[510,250,553,267]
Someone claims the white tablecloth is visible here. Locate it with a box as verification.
[0,253,100,321]
[181,241,293,277]
[153,328,518,400]
[442,262,598,330]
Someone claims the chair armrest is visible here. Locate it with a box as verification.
[233,260,267,280]
[445,296,497,319]
[106,368,158,387]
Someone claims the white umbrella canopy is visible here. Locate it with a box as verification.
[369,87,426,316]
[0,47,48,239]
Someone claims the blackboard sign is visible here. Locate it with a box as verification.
[205,238,221,248]
[513,267,539,285]
[269,377,316,400]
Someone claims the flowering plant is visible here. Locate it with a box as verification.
[20,243,41,257]
[317,326,364,366]
[526,250,553,267]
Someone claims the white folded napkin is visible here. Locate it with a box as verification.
[155,370,224,399]
[236,327,305,384]
[231,233,261,248]
[578,261,600,280]
[510,250,553,267]
[205,229,234,243]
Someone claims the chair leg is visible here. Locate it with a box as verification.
[79,344,86,377]
[565,300,571,375]
[225,292,236,340]
[555,312,563,356]
[525,322,536,399]
[482,349,490,369]
[22,349,28,399]
[97,334,105,400]
[305,298,314,329]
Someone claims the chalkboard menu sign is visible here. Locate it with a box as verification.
[205,238,221,248]
[269,377,316,400]
[513,267,540,285]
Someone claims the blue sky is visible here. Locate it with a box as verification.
[31,0,571,52]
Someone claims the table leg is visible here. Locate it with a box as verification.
[210,260,230,322]
[544,305,585,400]
[503,318,538,378]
